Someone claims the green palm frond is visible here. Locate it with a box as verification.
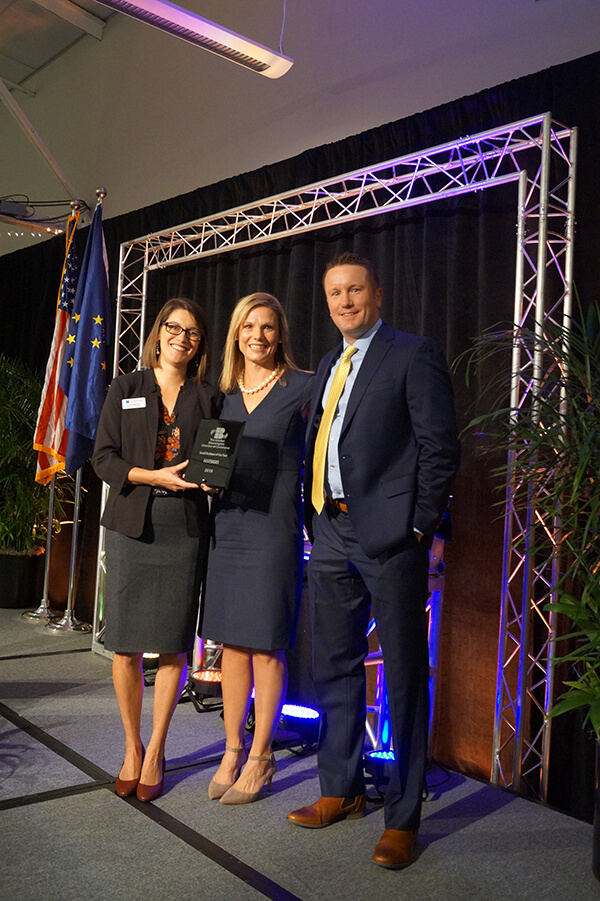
[456,297,600,740]
[0,354,73,554]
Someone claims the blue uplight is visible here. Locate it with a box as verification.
[282,703,320,720]
[381,719,389,745]
[369,750,395,761]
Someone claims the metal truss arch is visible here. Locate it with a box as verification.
[94,112,578,803]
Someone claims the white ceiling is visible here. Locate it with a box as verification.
[1,0,599,254]
[0,0,112,84]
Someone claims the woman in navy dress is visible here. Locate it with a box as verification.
[199,292,312,803]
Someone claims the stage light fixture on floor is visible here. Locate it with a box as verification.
[279,703,321,747]
[364,749,395,788]
[189,668,223,698]
[141,652,159,684]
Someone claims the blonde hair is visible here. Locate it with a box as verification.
[220,293,299,393]
[141,298,210,383]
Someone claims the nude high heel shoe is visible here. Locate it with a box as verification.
[208,745,248,800]
[219,753,277,805]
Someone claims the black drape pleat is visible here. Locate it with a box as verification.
[2,51,599,821]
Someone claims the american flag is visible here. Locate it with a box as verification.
[33,213,80,485]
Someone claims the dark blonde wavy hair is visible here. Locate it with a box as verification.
[220,293,299,393]
[141,298,210,383]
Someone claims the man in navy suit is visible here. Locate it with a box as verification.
[287,253,460,868]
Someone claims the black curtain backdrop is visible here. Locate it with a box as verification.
[2,51,599,820]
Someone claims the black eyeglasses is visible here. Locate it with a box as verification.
[162,321,202,342]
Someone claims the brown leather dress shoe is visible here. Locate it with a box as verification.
[287,794,366,828]
[372,829,417,869]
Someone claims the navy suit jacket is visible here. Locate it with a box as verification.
[306,322,460,559]
[92,368,222,539]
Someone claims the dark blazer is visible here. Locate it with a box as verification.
[92,368,223,539]
[306,322,460,558]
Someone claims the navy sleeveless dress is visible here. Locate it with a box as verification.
[199,369,313,650]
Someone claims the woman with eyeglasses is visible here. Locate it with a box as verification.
[92,298,222,802]
[199,293,313,804]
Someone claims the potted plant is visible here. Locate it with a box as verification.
[0,353,71,607]
[457,298,600,876]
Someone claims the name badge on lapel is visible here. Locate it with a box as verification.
[122,397,146,410]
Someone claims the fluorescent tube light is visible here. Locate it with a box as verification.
[94,0,294,78]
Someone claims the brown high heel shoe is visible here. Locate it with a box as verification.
[208,745,248,800]
[115,744,145,798]
[136,756,166,803]
[220,753,277,805]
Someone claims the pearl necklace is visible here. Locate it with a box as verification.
[238,367,282,395]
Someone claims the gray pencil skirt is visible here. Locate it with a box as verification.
[103,495,203,654]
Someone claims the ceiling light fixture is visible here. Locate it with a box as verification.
[93,0,293,78]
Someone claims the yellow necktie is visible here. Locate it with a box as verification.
[312,345,357,513]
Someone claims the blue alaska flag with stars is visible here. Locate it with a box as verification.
[59,202,111,473]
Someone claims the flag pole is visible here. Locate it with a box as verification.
[21,475,62,621]
[46,466,91,633]
[28,207,81,621]
[48,188,110,634]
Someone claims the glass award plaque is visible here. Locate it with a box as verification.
[185,419,245,489]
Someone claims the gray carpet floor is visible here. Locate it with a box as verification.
[0,606,598,901]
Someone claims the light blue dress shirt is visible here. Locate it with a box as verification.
[321,319,382,499]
